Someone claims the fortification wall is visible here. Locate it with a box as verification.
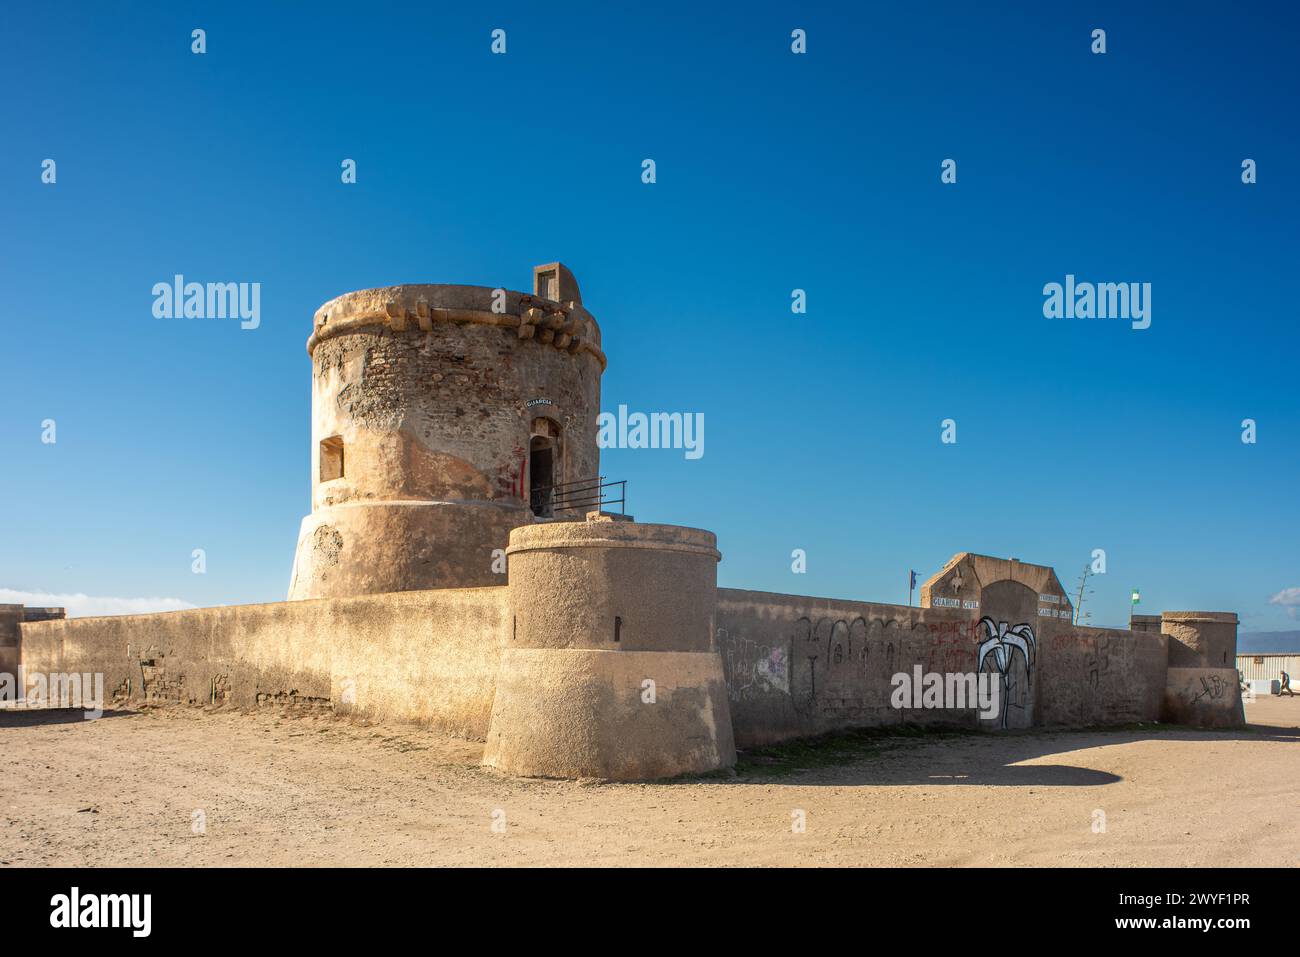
[716,588,1170,747]
[716,589,983,746]
[326,587,508,738]
[3,605,66,693]
[17,588,508,739]
[12,573,1234,769]
[1034,623,1167,725]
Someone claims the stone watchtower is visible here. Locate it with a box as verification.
[288,264,604,600]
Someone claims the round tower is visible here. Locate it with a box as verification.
[483,518,736,780]
[288,264,604,600]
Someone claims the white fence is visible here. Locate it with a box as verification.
[1236,654,1300,683]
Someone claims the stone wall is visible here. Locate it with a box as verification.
[17,587,508,739]
[12,574,1233,760]
[2,605,66,692]
[1034,623,1167,725]
[716,589,987,746]
[1162,667,1244,727]
[716,588,1170,747]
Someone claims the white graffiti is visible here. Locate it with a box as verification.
[718,629,789,699]
[976,617,1036,729]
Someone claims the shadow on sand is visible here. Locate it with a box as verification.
[0,707,137,728]
[710,720,1299,788]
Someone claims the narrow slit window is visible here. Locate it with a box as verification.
[320,436,344,482]
[614,616,622,643]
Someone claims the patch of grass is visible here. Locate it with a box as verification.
[704,724,980,780]
[1067,720,1260,735]
[687,719,1259,783]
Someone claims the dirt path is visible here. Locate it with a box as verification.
[2,697,1296,867]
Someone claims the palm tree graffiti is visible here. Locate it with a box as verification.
[976,617,1037,729]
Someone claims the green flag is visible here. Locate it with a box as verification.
[1131,588,1140,605]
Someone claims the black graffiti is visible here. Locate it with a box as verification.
[1190,673,1229,703]
[789,615,903,716]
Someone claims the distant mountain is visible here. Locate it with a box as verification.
[1239,631,1300,654]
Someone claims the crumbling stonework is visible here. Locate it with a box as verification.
[288,272,604,600]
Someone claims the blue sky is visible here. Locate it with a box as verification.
[1,1,1296,629]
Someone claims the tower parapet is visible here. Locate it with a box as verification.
[288,265,604,600]
[483,519,736,780]
[1161,611,1238,668]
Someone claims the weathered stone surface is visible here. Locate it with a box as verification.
[1,604,65,691]
[714,559,1176,748]
[18,588,507,739]
[483,520,735,780]
[1162,667,1245,727]
[288,273,604,600]
[1162,611,1239,669]
[482,648,734,780]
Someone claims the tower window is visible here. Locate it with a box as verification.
[320,436,344,482]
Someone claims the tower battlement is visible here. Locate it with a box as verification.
[307,280,605,369]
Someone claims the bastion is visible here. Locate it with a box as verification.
[9,263,1245,780]
[484,519,734,778]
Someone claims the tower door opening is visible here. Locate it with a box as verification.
[529,436,555,517]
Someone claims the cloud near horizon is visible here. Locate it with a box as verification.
[0,588,196,618]
[1268,587,1300,619]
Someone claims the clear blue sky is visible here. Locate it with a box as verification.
[2,1,1296,629]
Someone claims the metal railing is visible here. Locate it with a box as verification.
[531,475,626,517]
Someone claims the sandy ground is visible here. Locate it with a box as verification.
[1,697,1297,867]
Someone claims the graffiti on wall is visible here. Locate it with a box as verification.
[1088,634,1116,690]
[1189,672,1230,705]
[976,617,1036,730]
[919,620,980,674]
[1042,628,1148,722]
[787,616,895,717]
[719,612,1044,728]
[718,629,789,699]
[721,613,990,720]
